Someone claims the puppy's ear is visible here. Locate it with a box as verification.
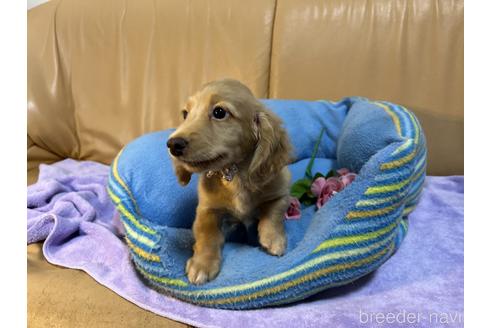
[173,161,192,186]
[248,109,291,189]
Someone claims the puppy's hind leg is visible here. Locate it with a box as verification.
[258,196,289,256]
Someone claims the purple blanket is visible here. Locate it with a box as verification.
[27,160,464,328]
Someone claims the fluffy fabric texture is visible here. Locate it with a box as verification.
[106,98,426,309]
[27,161,463,327]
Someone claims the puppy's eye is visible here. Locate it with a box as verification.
[212,106,228,120]
[182,110,188,119]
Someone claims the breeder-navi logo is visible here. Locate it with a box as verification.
[359,309,463,325]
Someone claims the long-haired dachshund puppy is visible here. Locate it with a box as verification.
[167,79,292,285]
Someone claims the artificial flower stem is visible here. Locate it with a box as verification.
[305,128,325,180]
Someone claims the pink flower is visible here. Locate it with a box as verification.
[316,177,344,209]
[337,168,351,176]
[339,172,357,187]
[285,197,301,220]
[311,177,327,197]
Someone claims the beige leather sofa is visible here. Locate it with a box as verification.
[27,0,463,326]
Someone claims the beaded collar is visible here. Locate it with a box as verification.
[205,164,239,182]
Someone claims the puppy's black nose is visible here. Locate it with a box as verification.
[167,137,188,156]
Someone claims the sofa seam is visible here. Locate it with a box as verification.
[52,0,82,159]
[266,0,278,99]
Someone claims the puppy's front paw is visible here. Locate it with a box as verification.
[259,230,287,257]
[186,255,220,285]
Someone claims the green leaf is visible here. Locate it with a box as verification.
[305,128,326,179]
[300,193,316,206]
[326,169,336,178]
[306,190,316,198]
[290,178,312,198]
[313,172,325,180]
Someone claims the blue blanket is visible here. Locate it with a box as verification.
[108,97,427,309]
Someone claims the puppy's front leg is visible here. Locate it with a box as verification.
[186,207,224,284]
[258,196,289,256]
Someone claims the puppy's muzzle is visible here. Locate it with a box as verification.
[167,137,188,157]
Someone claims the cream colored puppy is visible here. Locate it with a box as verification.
[167,79,292,285]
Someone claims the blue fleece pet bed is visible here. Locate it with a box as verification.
[108,97,426,310]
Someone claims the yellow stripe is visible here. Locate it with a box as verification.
[111,149,141,215]
[269,243,395,307]
[404,166,426,202]
[356,195,402,207]
[107,187,157,235]
[347,203,401,219]
[404,106,421,145]
[413,163,426,181]
[375,170,412,182]
[138,235,395,301]
[406,183,425,204]
[414,152,427,172]
[171,233,396,297]
[199,245,393,305]
[380,149,417,170]
[403,204,417,216]
[401,219,409,233]
[406,189,423,206]
[403,222,409,233]
[392,139,413,156]
[125,237,160,262]
[405,173,425,205]
[365,177,411,195]
[374,102,402,136]
[121,221,156,249]
[269,277,361,306]
[134,264,188,287]
[375,102,422,151]
[135,234,396,301]
[313,222,397,252]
